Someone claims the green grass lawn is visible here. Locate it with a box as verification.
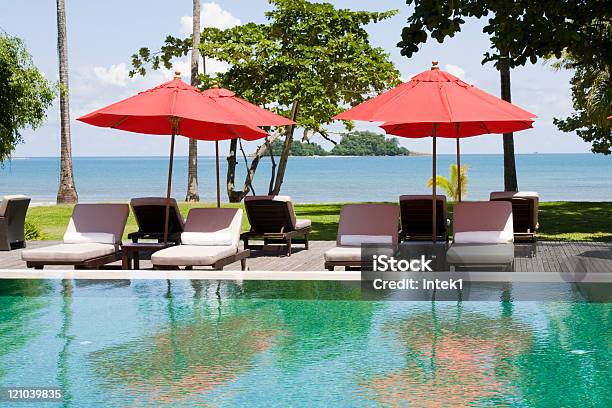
[25,201,612,242]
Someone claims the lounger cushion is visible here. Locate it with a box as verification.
[183,208,242,247]
[181,232,233,246]
[151,245,237,266]
[446,243,514,265]
[324,246,362,262]
[295,219,311,229]
[63,232,115,245]
[454,231,513,244]
[340,235,393,246]
[65,204,129,244]
[336,204,399,246]
[21,243,117,263]
[453,202,513,235]
[0,195,28,217]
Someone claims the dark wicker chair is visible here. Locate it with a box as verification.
[399,195,449,242]
[128,197,184,243]
[0,195,30,251]
[241,195,311,256]
[490,191,539,241]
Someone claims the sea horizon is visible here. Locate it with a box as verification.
[9,152,596,159]
[2,153,610,203]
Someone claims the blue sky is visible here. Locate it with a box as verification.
[2,0,591,156]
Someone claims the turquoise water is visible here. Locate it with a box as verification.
[0,279,610,407]
[1,154,610,203]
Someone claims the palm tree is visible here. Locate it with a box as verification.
[427,164,468,202]
[499,53,518,192]
[185,0,201,202]
[56,0,78,204]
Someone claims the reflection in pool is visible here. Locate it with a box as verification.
[0,279,609,407]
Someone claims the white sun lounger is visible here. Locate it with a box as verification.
[446,201,515,271]
[151,208,249,270]
[22,204,129,269]
[324,204,399,271]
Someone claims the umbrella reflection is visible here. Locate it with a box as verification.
[89,300,284,404]
[364,303,533,406]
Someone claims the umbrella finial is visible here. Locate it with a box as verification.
[173,71,181,79]
[212,81,220,89]
[431,60,439,70]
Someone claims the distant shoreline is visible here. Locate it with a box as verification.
[10,152,595,159]
[4,154,610,202]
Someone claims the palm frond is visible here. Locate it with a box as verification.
[426,164,469,201]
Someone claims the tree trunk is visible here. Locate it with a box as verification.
[226,134,281,202]
[499,54,518,191]
[185,0,201,202]
[56,0,77,204]
[226,139,241,202]
[271,101,299,195]
[266,137,277,194]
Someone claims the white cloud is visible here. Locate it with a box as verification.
[180,2,241,36]
[93,63,132,87]
[162,57,230,80]
[444,64,465,80]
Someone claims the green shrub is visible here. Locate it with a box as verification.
[24,220,44,240]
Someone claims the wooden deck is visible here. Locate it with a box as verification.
[1,240,611,272]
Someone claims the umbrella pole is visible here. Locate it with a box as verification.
[432,128,437,243]
[164,131,176,243]
[456,138,461,202]
[215,141,220,208]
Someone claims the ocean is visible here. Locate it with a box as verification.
[1,154,610,203]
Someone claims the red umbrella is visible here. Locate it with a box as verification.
[334,61,536,242]
[200,86,295,207]
[79,77,268,140]
[201,87,293,127]
[77,73,270,241]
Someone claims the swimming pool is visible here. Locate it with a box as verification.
[0,279,610,407]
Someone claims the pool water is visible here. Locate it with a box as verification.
[0,279,610,407]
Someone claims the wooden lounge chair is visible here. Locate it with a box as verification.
[128,197,185,243]
[399,195,449,242]
[324,204,399,271]
[241,195,311,256]
[0,195,30,251]
[490,191,539,241]
[22,204,129,269]
[446,201,515,271]
[152,208,250,270]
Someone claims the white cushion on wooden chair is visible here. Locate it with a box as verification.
[63,232,116,245]
[22,243,117,263]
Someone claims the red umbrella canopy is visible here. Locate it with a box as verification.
[201,87,295,127]
[77,75,267,141]
[380,120,534,138]
[334,62,536,137]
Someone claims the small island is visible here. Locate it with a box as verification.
[266,131,426,156]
